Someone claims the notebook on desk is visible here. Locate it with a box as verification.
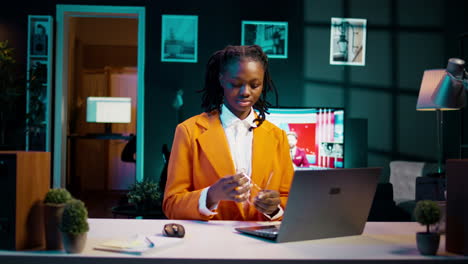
[235,167,381,243]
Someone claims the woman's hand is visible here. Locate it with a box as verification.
[206,173,250,208]
[253,190,281,216]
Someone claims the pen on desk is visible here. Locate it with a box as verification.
[145,236,155,248]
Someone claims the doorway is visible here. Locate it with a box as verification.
[54,5,145,215]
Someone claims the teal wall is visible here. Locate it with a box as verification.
[303,0,468,173]
[143,0,303,182]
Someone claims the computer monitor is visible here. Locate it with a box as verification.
[86,97,132,124]
[266,107,344,169]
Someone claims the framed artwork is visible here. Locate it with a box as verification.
[161,15,198,63]
[241,21,288,59]
[329,17,367,66]
[30,19,49,56]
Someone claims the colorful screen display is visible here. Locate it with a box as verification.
[266,107,344,169]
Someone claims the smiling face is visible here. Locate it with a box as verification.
[219,59,264,120]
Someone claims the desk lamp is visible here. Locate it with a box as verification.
[416,58,467,175]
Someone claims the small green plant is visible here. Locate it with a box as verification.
[59,199,89,235]
[127,179,161,211]
[44,188,72,204]
[414,200,441,233]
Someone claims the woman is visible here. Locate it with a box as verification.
[163,45,294,221]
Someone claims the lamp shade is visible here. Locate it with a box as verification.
[431,73,466,109]
[86,97,132,123]
[416,69,446,111]
[416,58,466,111]
[432,58,466,109]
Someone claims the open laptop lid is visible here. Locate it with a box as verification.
[276,167,381,242]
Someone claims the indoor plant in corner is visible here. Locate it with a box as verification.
[414,200,441,255]
[59,199,89,253]
[43,188,72,250]
[127,179,161,213]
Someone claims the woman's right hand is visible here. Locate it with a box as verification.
[206,173,251,208]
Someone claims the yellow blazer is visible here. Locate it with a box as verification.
[163,110,294,221]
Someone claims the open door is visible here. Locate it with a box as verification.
[54,5,146,190]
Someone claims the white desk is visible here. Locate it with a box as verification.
[1,219,467,264]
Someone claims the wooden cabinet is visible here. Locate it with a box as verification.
[0,151,50,250]
[446,159,468,255]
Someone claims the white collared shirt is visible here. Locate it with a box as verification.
[220,104,256,176]
[198,105,282,219]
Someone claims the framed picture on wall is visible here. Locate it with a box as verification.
[161,15,198,63]
[30,20,49,56]
[241,21,288,59]
[329,17,367,66]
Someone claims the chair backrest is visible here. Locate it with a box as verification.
[121,135,136,163]
[159,144,170,193]
[389,160,425,203]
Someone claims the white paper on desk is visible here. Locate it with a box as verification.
[94,234,182,255]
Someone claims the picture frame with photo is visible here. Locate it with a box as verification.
[241,21,288,59]
[161,15,198,63]
[329,17,367,66]
[30,20,49,56]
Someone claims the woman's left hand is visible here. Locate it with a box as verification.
[253,190,280,216]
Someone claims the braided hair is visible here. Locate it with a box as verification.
[200,45,278,128]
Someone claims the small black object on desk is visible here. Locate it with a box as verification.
[163,223,185,238]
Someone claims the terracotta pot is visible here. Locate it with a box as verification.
[62,232,87,253]
[44,203,65,250]
[416,232,440,255]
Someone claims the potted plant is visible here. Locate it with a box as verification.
[414,200,441,255]
[59,199,89,253]
[127,179,161,213]
[43,188,72,250]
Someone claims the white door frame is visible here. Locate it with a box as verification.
[54,4,145,187]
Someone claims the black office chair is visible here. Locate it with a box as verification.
[120,140,169,194]
[121,134,136,163]
[114,143,170,219]
[159,144,170,194]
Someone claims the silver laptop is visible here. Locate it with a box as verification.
[235,167,381,243]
